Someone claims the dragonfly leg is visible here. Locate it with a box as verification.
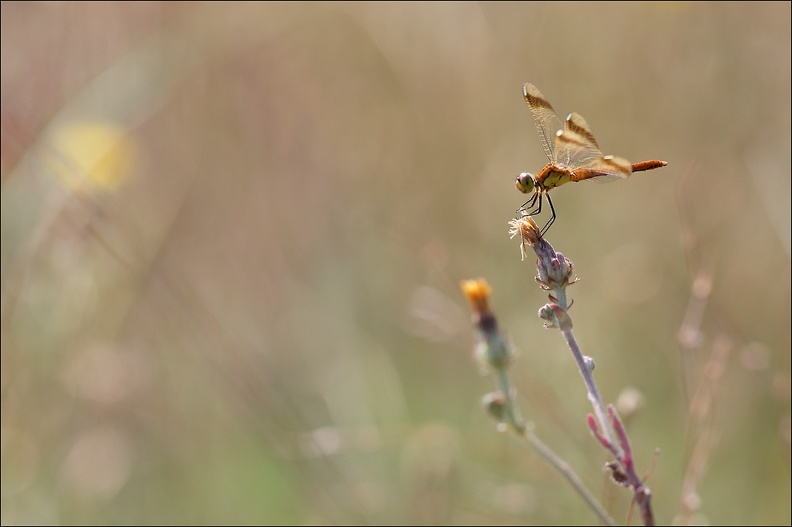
[530,192,543,216]
[517,191,541,216]
[539,192,556,235]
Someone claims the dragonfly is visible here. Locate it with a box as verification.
[515,82,667,235]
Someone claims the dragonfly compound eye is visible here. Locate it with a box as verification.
[515,172,535,194]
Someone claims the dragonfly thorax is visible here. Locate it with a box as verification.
[515,172,537,194]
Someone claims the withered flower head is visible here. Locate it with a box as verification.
[509,216,578,292]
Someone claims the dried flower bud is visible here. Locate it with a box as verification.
[538,303,573,331]
[482,391,507,424]
[605,460,630,488]
[536,250,576,291]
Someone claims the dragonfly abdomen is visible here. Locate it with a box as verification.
[631,159,668,172]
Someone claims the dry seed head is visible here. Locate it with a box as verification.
[509,215,543,247]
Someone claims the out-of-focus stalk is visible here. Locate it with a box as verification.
[460,278,614,525]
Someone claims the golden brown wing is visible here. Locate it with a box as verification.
[523,83,564,163]
[568,155,633,183]
[551,129,600,170]
[564,112,599,149]
[554,114,604,170]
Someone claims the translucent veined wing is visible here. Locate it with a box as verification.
[569,155,633,183]
[551,113,604,169]
[523,83,564,163]
[551,129,601,170]
[565,112,600,150]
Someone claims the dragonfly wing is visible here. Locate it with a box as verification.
[569,155,633,183]
[565,112,600,150]
[553,129,605,169]
[523,83,564,163]
[555,113,605,169]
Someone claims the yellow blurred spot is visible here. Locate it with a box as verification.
[460,278,491,314]
[49,122,134,192]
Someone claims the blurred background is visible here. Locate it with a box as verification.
[1,2,789,525]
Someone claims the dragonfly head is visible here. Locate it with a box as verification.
[515,172,536,194]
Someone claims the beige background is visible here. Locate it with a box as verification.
[2,2,790,524]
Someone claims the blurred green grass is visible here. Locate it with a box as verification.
[2,2,790,525]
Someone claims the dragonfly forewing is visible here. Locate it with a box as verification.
[523,83,564,163]
[564,112,600,150]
